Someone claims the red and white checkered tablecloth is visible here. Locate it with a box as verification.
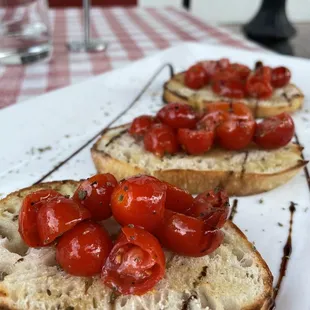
[0,6,262,109]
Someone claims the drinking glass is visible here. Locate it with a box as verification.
[0,0,52,65]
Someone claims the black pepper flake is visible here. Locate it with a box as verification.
[123,186,128,191]
[118,194,124,202]
[259,199,264,204]
[130,235,135,240]
[38,146,52,153]
[65,307,74,310]
[16,258,24,263]
[304,207,309,213]
[12,215,18,222]
[78,190,87,201]
[47,289,52,296]
[278,222,284,227]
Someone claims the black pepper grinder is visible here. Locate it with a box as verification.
[243,0,296,55]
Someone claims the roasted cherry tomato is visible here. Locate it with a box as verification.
[111,175,166,233]
[102,226,165,295]
[129,115,154,137]
[218,58,230,70]
[164,182,194,214]
[178,128,214,155]
[204,102,254,121]
[56,221,112,276]
[184,64,207,89]
[188,188,230,230]
[156,210,224,257]
[216,119,256,150]
[271,66,291,88]
[228,63,251,81]
[156,103,197,129]
[37,197,91,245]
[18,190,63,247]
[255,65,272,82]
[212,79,245,99]
[246,75,273,99]
[73,173,117,221]
[199,58,230,78]
[254,113,294,149]
[144,123,179,157]
[197,110,230,131]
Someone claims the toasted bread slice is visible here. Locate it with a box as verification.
[0,181,273,310]
[91,125,307,196]
[163,72,304,118]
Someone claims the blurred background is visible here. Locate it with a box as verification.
[47,0,309,58]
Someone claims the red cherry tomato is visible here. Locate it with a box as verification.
[255,66,272,82]
[204,102,254,121]
[18,190,63,247]
[102,226,165,295]
[254,113,294,149]
[218,58,230,70]
[144,123,179,157]
[177,128,214,155]
[188,188,230,230]
[197,110,230,131]
[216,119,256,150]
[246,75,273,99]
[184,64,207,89]
[72,173,117,221]
[129,115,154,137]
[156,103,197,129]
[199,58,230,78]
[37,197,91,245]
[212,79,245,99]
[56,221,112,276]
[156,210,224,257]
[164,182,194,214]
[228,63,251,81]
[111,175,166,233]
[271,66,291,88]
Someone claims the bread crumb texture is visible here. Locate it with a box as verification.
[99,127,301,175]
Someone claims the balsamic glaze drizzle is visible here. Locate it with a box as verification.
[294,133,310,192]
[273,202,296,299]
[228,199,238,221]
[105,129,127,147]
[32,64,175,185]
[240,151,249,179]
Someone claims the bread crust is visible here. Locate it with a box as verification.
[163,73,304,118]
[0,181,274,310]
[91,126,307,196]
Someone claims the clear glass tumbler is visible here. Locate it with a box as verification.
[0,0,52,65]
